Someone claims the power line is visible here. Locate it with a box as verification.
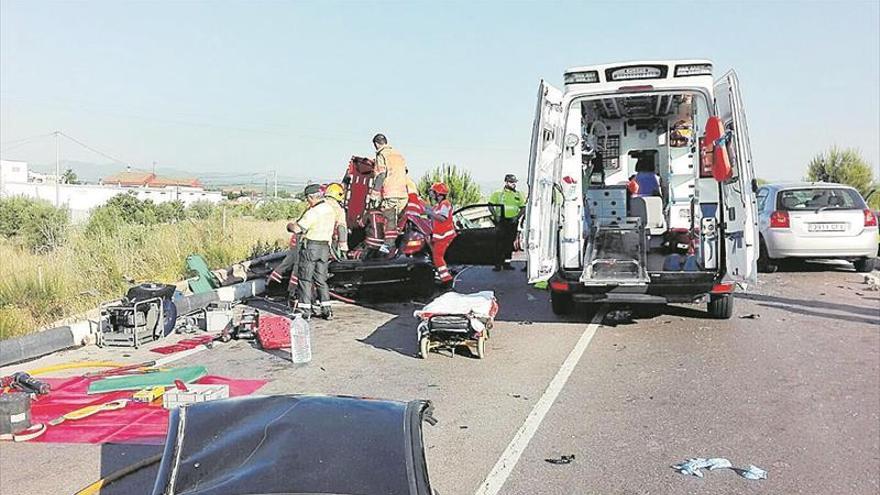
[0,133,54,154]
[57,131,131,165]
[0,132,54,146]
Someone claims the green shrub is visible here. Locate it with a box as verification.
[185,200,218,220]
[807,147,875,198]
[103,192,159,225]
[0,197,69,252]
[418,164,483,207]
[155,200,186,223]
[254,199,306,221]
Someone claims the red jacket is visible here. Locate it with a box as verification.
[431,200,456,240]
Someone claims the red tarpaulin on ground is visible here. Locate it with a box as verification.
[150,334,216,354]
[26,375,267,444]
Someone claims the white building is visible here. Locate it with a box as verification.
[0,160,223,222]
[0,159,28,184]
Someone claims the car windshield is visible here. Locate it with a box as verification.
[776,188,866,211]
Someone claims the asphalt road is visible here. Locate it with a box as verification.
[1,260,878,494]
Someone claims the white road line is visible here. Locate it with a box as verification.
[474,306,607,495]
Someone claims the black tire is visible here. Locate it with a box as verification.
[853,258,876,273]
[707,294,733,319]
[757,239,778,274]
[550,291,574,315]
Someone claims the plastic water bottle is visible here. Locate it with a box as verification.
[290,315,312,364]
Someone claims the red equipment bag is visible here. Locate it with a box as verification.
[256,314,292,349]
[703,116,732,182]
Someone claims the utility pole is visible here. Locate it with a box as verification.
[54,131,60,207]
[273,170,278,198]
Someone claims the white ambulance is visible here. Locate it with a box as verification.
[525,60,758,319]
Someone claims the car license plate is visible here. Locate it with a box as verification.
[808,223,846,232]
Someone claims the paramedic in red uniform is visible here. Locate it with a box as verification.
[426,182,456,287]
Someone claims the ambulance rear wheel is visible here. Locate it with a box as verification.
[708,294,733,319]
[419,336,429,359]
[475,336,486,359]
[551,291,573,315]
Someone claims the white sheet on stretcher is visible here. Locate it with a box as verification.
[413,291,497,320]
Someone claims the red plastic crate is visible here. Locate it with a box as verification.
[257,314,291,349]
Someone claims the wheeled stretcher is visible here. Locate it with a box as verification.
[413,291,499,359]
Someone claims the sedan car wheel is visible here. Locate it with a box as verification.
[853,258,876,273]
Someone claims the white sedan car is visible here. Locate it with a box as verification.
[757,182,878,273]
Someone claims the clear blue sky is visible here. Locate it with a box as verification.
[2,0,878,185]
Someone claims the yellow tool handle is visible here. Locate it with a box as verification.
[64,399,128,421]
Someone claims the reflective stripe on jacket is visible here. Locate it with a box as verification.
[431,200,456,240]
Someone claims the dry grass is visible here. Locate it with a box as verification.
[0,217,288,339]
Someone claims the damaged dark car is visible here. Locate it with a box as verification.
[267,157,508,300]
[151,394,437,495]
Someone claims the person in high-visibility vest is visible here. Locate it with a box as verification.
[369,133,410,255]
[291,184,336,320]
[426,182,456,286]
[488,174,527,271]
[323,182,349,260]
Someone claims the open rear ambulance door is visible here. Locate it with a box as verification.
[714,70,758,287]
[526,80,564,283]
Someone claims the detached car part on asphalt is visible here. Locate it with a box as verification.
[151,395,436,495]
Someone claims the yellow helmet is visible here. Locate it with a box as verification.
[324,182,345,201]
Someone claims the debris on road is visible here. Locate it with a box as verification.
[740,465,769,480]
[673,457,767,481]
[545,454,575,465]
[739,313,760,319]
[673,457,732,477]
[604,309,633,325]
[863,272,880,290]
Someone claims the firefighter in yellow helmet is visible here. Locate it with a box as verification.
[323,182,349,259]
[291,184,336,320]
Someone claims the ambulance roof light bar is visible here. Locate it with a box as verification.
[674,63,713,77]
[564,70,600,85]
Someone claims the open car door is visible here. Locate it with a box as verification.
[526,80,564,283]
[445,204,505,265]
[714,70,758,287]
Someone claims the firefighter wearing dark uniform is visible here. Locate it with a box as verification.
[268,222,302,307]
[293,184,336,320]
[426,182,456,286]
